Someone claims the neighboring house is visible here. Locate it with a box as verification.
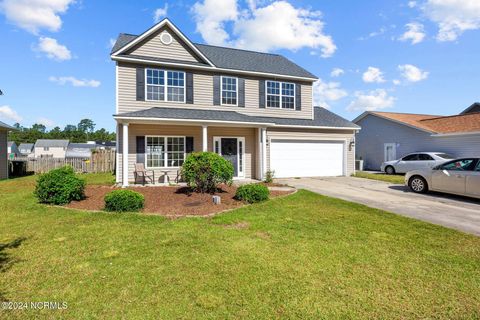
[34,139,69,158]
[18,143,34,157]
[95,141,116,150]
[111,18,359,185]
[66,143,95,158]
[0,121,15,179]
[353,104,480,170]
[7,141,20,159]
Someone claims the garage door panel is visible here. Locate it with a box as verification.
[270,140,344,178]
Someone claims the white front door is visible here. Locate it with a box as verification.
[384,143,396,162]
[270,139,345,178]
[213,137,245,178]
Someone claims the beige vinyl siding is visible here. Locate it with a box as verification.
[34,147,67,159]
[117,62,313,120]
[0,130,7,180]
[128,27,201,63]
[117,124,258,184]
[266,128,356,176]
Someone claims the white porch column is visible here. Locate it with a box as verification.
[260,128,267,180]
[122,122,129,187]
[202,125,208,152]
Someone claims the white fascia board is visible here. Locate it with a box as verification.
[431,131,480,137]
[111,55,318,82]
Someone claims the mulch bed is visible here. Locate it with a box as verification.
[66,184,294,217]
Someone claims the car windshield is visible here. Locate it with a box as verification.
[435,153,455,159]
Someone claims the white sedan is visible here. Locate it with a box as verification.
[405,158,480,199]
[381,152,454,174]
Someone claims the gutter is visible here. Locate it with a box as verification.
[431,131,480,137]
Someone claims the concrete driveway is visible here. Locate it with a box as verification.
[277,177,480,236]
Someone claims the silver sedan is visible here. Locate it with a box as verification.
[405,158,480,199]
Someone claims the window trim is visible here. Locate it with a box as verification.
[220,76,238,107]
[145,68,186,103]
[265,80,296,110]
[144,135,186,169]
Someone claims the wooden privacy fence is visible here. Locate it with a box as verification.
[20,150,116,174]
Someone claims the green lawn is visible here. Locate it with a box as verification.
[1,174,479,319]
[353,171,405,184]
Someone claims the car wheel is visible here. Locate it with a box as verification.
[409,176,428,193]
[385,166,395,175]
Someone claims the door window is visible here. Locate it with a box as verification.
[402,154,419,161]
[418,154,434,161]
[475,161,480,172]
[441,159,476,171]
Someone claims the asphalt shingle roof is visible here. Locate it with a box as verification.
[19,143,34,151]
[35,139,69,148]
[111,33,317,79]
[115,107,358,129]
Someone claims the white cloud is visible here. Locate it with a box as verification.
[109,38,116,49]
[313,79,348,109]
[37,117,55,127]
[192,0,336,57]
[330,68,344,77]
[362,67,386,83]
[408,1,417,8]
[192,0,238,46]
[422,0,480,41]
[393,79,401,85]
[49,76,101,87]
[398,22,426,44]
[0,105,22,122]
[347,89,395,112]
[35,37,71,61]
[0,0,75,34]
[358,26,387,40]
[153,4,168,23]
[398,64,429,82]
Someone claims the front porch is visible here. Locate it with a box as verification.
[116,121,268,186]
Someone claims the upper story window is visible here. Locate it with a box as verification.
[146,68,185,102]
[221,76,237,106]
[266,81,295,109]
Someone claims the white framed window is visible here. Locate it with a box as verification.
[266,80,295,109]
[221,76,238,106]
[145,69,185,103]
[145,136,185,168]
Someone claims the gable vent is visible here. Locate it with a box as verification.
[160,32,173,45]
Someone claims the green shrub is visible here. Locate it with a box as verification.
[180,152,234,193]
[264,170,275,184]
[104,189,145,212]
[35,166,85,205]
[235,184,270,203]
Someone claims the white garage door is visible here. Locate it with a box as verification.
[270,139,345,178]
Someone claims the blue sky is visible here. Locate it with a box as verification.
[1,0,479,131]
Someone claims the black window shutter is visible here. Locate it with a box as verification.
[136,136,145,164]
[213,76,220,105]
[295,83,301,111]
[186,72,194,104]
[259,80,265,108]
[136,67,145,101]
[186,137,194,154]
[238,78,245,107]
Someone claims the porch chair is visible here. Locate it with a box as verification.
[134,163,155,185]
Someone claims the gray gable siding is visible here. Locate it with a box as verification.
[355,115,480,170]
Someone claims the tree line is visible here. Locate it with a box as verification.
[9,119,116,144]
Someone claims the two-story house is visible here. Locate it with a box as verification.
[111,19,359,186]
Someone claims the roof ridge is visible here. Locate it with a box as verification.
[373,111,440,117]
[194,42,281,57]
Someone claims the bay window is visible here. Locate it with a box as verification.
[146,69,185,102]
[146,136,185,168]
[266,80,295,109]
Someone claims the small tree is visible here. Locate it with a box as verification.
[180,152,234,193]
